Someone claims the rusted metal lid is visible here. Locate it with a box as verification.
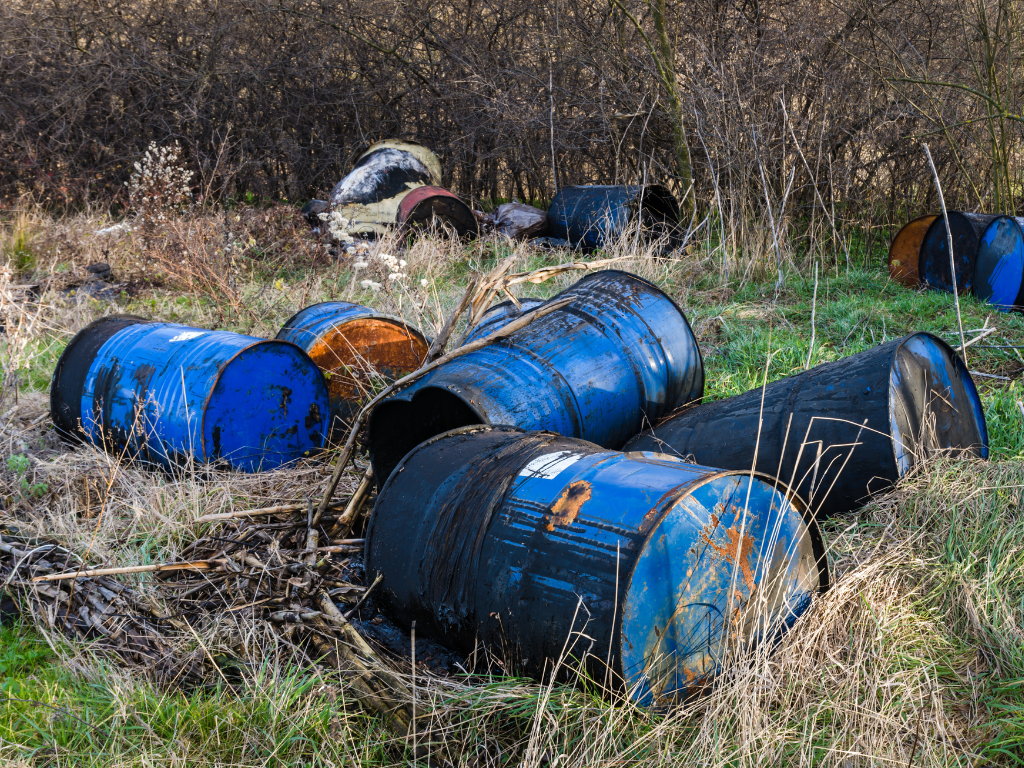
[888,214,936,287]
[396,186,478,238]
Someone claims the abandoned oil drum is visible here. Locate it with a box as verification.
[919,212,998,294]
[547,185,680,250]
[625,333,988,517]
[396,186,478,238]
[365,425,828,705]
[461,297,545,345]
[887,214,936,287]
[50,316,330,472]
[277,302,429,436]
[974,216,1024,312]
[368,270,704,484]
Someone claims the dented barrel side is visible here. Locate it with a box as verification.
[277,301,429,435]
[919,212,999,295]
[461,298,546,345]
[626,333,987,517]
[365,426,827,706]
[52,319,329,472]
[368,270,704,485]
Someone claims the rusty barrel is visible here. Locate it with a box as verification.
[366,425,828,705]
[887,214,936,287]
[397,186,478,238]
[276,302,429,436]
[547,185,680,250]
[919,212,999,294]
[625,333,988,517]
[974,216,1024,312]
[50,316,329,472]
[461,297,546,345]
[368,270,704,485]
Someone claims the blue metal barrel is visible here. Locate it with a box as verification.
[626,333,988,517]
[919,212,998,294]
[368,270,704,485]
[974,216,1024,312]
[50,317,329,472]
[365,425,828,706]
[547,185,680,250]
[277,302,429,437]
[461,298,545,345]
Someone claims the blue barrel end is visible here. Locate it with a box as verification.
[547,185,679,250]
[621,469,821,705]
[975,216,1024,312]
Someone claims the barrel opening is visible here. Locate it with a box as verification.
[635,185,681,239]
[889,334,989,476]
[369,387,485,484]
[399,188,478,238]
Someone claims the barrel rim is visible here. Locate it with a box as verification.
[198,337,330,464]
[49,314,151,440]
[276,301,430,349]
[887,331,989,468]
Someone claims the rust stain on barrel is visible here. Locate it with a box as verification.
[700,512,757,591]
[306,318,428,403]
[544,480,592,531]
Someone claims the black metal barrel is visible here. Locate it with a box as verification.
[547,185,680,250]
[624,333,988,517]
[365,425,827,705]
[919,212,999,294]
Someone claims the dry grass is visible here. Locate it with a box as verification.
[2,204,1024,766]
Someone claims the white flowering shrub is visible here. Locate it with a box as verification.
[125,141,193,221]
[318,210,355,245]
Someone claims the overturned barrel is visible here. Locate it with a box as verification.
[888,214,936,287]
[366,425,828,705]
[919,212,999,294]
[625,333,988,517]
[51,316,329,472]
[974,216,1024,312]
[461,297,545,345]
[547,185,680,250]
[276,302,429,436]
[368,270,704,484]
[397,186,478,238]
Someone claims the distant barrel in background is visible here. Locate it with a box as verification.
[368,270,704,485]
[366,426,827,705]
[887,214,936,287]
[396,186,478,238]
[276,302,429,436]
[547,185,680,250]
[51,317,329,472]
[329,140,443,237]
[919,212,999,294]
[974,216,1024,312]
[461,297,545,345]
[625,333,987,517]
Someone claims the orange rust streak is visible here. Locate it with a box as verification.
[888,215,935,287]
[544,480,592,531]
[700,519,757,592]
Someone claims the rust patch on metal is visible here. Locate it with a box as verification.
[544,480,592,531]
[700,512,757,591]
[888,215,936,287]
[306,318,428,403]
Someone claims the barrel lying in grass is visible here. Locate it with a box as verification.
[547,185,680,250]
[887,214,936,287]
[974,216,1024,312]
[367,270,704,486]
[51,316,330,472]
[366,425,828,706]
[919,212,998,295]
[277,301,429,437]
[625,333,988,517]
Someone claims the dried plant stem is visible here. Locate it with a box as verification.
[194,503,342,524]
[33,560,224,583]
[805,262,818,370]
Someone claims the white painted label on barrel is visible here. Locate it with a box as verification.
[168,331,206,343]
[519,451,583,479]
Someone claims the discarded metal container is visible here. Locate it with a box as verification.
[51,316,329,472]
[368,270,704,484]
[887,214,936,287]
[919,212,998,294]
[974,216,1024,312]
[490,202,549,239]
[396,186,478,238]
[329,140,443,237]
[625,333,988,517]
[276,302,429,436]
[547,185,680,250]
[461,297,545,345]
[366,425,828,705]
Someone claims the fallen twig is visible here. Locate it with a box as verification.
[33,560,224,583]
